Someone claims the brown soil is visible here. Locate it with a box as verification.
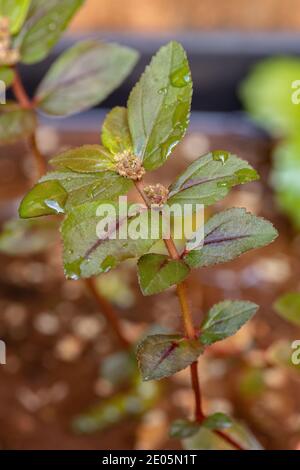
[0,127,299,450]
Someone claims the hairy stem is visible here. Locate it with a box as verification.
[85,278,130,350]
[134,179,244,450]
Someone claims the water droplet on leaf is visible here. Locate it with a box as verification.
[170,65,191,88]
[212,150,230,165]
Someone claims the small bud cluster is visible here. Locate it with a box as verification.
[144,183,169,206]
[0,17,19,66]
[115,150,145,181]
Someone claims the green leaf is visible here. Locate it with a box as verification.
[0,217,59,255]
[168,151,259,208]
[170,419,200,439]
[20,170,132,216]
[101,106,133,155]
[184,208,278,268]
[73,377,160,434]
[128,41,192,171]
[61,201,161,279]
[19,180,68,218]
[273,292,300,326]
[36,41,138,116]
[136,334,203,381]
[0,0,31,34]
[16,0,84,64]
[137,253,190,296]
[271,136,300,229]
[200,300,258,346]
[202,413,233,431]
[0,103,36,144]
[50,145,116,173]
[183,421,262,450]
[240,57,300,136]
[0,66,14,87]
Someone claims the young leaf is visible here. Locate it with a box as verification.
[19,170,132,217]
[184,208,278,268]
[61,201,161,279]
[0,66,14,87]
[16,0,84,64]
[200,300,258,346]
[0,0,31,34]
[202,413,233,431]
[0,103,36,144]
[101,107,133,155]
[19,180,68,218]
[170,419,200,439]
[0,217,59,255]
[273,292,300,326]
[137,253,190,296]
[168,151,259,208]
[137,334,203,381]
[36,41,138,116]
[49,145,116,173]
[128,41,192,171]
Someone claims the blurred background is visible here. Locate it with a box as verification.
[0,0,300,451]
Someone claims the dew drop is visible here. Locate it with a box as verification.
[212,150,230,165]
[45,199,64,214]
[158,87,167,95]
[170,65,191,88]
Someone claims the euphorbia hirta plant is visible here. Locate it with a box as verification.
[19,40,278,450]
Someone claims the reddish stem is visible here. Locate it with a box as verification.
[134,180,245,451]
[85,278,130,350]
[12,68,32,109]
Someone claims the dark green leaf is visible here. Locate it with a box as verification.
[0,0,31,34]
[50,145,116,173]
[16,0,84,64]
[0,217,59,255]
[170,419,200,439]
[101,107,133,155]
[61,201,161,279]
[36,40,138,116]
[184,208,278,268]
[202,413,233,430]
[168,151,259,208]
[0,66,14,87]
[0,103,36,144]
[273,292,300,326]
[19,180,68,218]
[128,41,192,171]
[137,253,190,296]
[200,300,258,346]
[137,334,203,381]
